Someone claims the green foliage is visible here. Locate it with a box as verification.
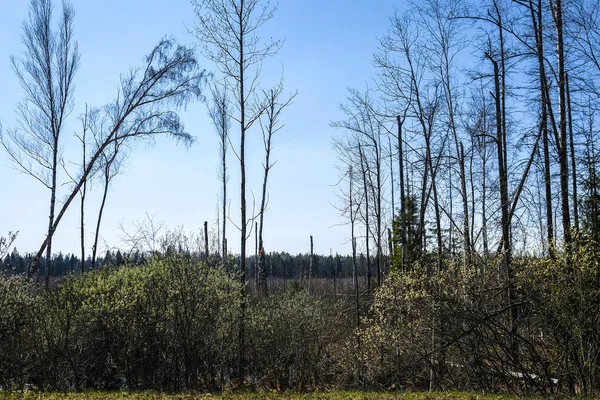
[0,255,240,391]
[246,291,345,390]
[517,235,600,394]
[4,241,600,395]
[581,165,600,240]
[0,275,41,389]
[389,195,420,272]
[351,266,447,390]
[349,240,600,395]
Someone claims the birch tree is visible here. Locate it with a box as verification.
[192,0,281,378]
[28,38,205,273]
[0,0,79,283]
[208,84,231,265]
[257,82,295,295]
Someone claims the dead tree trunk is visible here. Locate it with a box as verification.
[567,73,579,231]
[397,115,407,272]
[528,0,555,255]
[359,143,372,292]
[257,86,295,294]
[489,51,517,363]
[79,106,88,274]
[349,165,360,335]
[309,235,314,282]
[553,0,572,245]
[459,142,471,268]
[204,221,209,260]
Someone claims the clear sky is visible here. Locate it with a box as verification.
[0,0,401,257]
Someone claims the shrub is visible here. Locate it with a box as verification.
[0,275,41,389]
[0,254,241,391]
[246,290,344,390]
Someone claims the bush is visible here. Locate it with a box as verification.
[0,274,41,390]
[246,290,344,390]
[0,255,240,391]
[5,240,600,395]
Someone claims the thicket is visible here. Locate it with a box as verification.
[0,251,346,392]
[0,238,599,396]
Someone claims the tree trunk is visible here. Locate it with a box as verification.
[45,141,58,285]
[529,0,555,255]
[221,105,227,266]
[553,0,572,245]
[349,165,360,339]
[92,172,110,270]
[489,51,517,363]
[359,143,371,292]
[80,178,86,274]
[482,131,489,258]
[237,14,247,382]
[331,249,336,297]
[204,220,209,260]
[428,139,443,273]
[459,142,471,268]
[255,221,259,287]
[389,136,395,226]
[80,120,87,274]
[567,73,579,231]
[397,115,407,272]
[376,141,382,287]
[309,235,314,282]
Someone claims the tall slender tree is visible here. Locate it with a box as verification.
[91,118,124,270]
[552,0,572,245]
[0,0,80,283]
[208,84,231,265]
[192,0,281,378]
[257,83,295,295]
[77,106,89,273]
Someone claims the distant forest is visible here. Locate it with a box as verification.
[0,249,366,281]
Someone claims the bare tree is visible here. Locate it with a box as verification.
[552,0,572,245]
[464,80,493,258]
[192,0,281,378]
[192,0,280,278]
[397,111,409,270]
[357,142,372,291]
[91,126,124,270]
[567,73,579,231]
[377,12,445,271]
[208,84,231,265]
[0,0,79,283]
[349,167,360,336]
[257,82,296,295]
[333,88,387,288]
[417,0,473,267]
[28,38,205,272]
[77,105,89,273]
[119,212,166,257]
[0,227,18,260]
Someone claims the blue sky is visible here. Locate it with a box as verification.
[0,0,401,257]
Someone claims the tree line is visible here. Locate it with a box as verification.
[0,247,373,282]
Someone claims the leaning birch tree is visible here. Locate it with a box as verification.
[28,38,206,273]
